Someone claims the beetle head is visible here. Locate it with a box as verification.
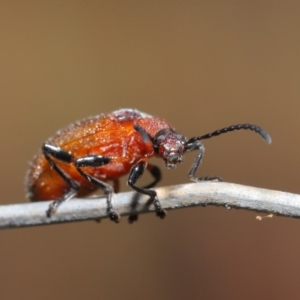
[153,129,187,169]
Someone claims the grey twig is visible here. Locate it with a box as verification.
[1,182,299,229]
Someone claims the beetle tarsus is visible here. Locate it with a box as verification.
[109,211,120,223]
[156,208,167,219]
[46,202,58,218]
[128,214,138,224]
[191,176,223,182]
[46,207,54,218]
[153,196,166,219]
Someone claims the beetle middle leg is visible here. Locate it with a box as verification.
[75,156,120,223]
[128,160,165,221]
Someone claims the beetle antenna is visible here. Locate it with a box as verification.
[188,124,271,144]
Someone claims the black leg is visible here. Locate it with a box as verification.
[128,160,166,220]
[43,143,119,222]
[42,143,80,217]
[128,164,162,223]
[187,144,222,182]
[143,164,161,189]
[75,155,120,223]
[134,124,162,188]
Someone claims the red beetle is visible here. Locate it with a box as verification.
[25,108,271,222]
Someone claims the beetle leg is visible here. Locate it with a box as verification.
[143,164,161,189]
[75,155,120,223]
[42,143,80,217]
[187,144,222,182]
[128,164,162,223]
[128,160,166,219]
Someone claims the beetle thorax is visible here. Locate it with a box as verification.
[153,129,187,169]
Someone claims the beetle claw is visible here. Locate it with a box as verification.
[128,214,139,224]
[46,203,57,218]
[156,209,167,219]
[109,212,121,223]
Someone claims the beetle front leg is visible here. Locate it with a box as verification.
[187,143,222,182]
[75,155,120,223]
[128,160,166,220]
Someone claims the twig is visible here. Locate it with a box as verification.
[1,182,300,229]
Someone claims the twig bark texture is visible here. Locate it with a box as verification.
[1,182,299,229]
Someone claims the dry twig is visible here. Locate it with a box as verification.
[0,182,299,229]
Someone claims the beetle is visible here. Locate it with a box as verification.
[25,108,271,223]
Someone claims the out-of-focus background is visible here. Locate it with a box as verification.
[0,1,299,299]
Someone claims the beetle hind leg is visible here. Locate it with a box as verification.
[46,189,78,217]
[42,143,80,217]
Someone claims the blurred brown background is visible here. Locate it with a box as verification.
[0,1,299,299]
